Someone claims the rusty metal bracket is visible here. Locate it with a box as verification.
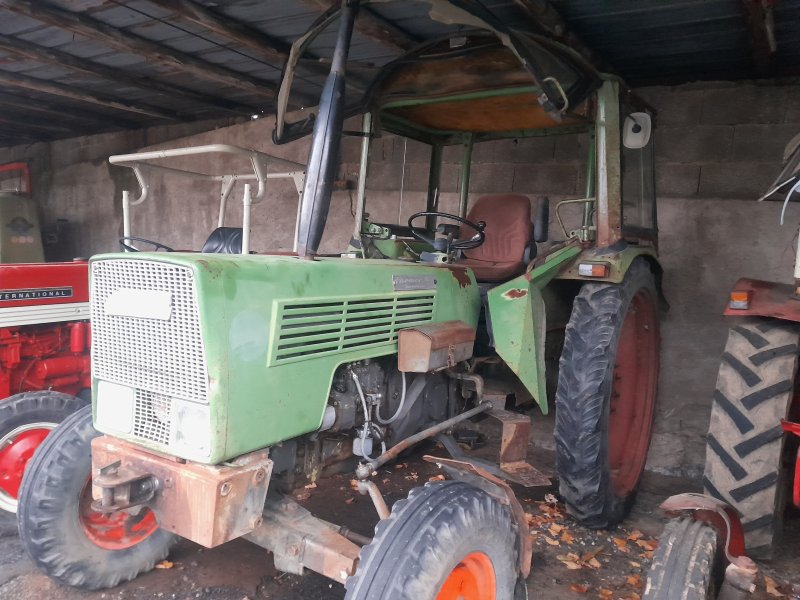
[422,455,533,579]
[659,493,758,597]
[91,461,157,512]
[244,494,361,585]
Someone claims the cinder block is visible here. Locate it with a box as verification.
[731,124,798,162]
[655,125,733,163]
[472,137,554,163]
[655,163,700,198]
[365,161,404,191]
[553,132,589,161]
[512,163,578,195]
[701,85,789,125]
[468,163,515,194]
[698,162,777,198]
[785,95,800,123]
[635,86,704,126]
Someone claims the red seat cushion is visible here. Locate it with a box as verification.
[460,194,532,282]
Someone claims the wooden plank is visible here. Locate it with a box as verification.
[0,92,136,130]
[2,0,276,100]
[0,34,256,116]
[0,69,181,121]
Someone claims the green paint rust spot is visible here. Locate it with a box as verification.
[503,288,528,299]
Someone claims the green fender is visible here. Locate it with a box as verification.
[486,245,581,414]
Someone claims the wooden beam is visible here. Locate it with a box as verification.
[1,0,276,100]
[0,34,257,116]
[0,69,181,121]
[740,0,777,77]
[513,0,609,71]
[299,0,419,53]
[0,114,75,136]
[0,92,137,130]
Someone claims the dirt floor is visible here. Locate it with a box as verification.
[1,415,798,600]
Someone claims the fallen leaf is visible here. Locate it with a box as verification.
[581,547,604,562]
[544,493,559,505]
[587,557,602,569]
[344,497,355,505]
[304,482,317,489]
[155,560,174,570]
[428,474,446,482]
[548,524,564,536]
[394,463,406,470]
[543,536,560,546]
[626,574,642,590]
[612,537,630,553]
[627,530,643,541]
[635,538,658,551]
[629,561,641,569]
[764,576,785,598]
[295,490,311,501]
[570,584,589,594]
[599,589,613,599]
[350,479,360,491]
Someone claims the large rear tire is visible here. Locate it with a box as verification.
[0,390,87,513]
[643,518,720,600]
[554,259,660,528]
[345,481,519,600]
[703,319,799,558]
[17,406,175,589]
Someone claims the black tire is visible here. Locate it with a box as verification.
[345,481,519,600]
[554,258,660,528]
[643,518,720,600]
[17,406,175,590]
[703,319,799,558]
[0,390,88,514]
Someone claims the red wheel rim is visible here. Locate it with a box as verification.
[0,424,54,512]
[436,552,496,600]
[608,290,659,498]
[78,479,159,550]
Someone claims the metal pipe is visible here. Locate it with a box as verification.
[218,175,235,227]
[357,480,390,520]
[425,144,443,231]
[356,402,492,478]
[352,112,372,241]
[242,183,252,255]
[339,528,372,547]
[122,190,131,245]
[296,0,360,258]
[458,135,474,218]
[582,132,596,231]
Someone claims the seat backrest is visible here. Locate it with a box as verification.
[464,194,532,263]
[202,227,243,254]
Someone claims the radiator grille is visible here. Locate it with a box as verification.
[132,390,172,445]
[91,259,208,403]
[272,293,436,364]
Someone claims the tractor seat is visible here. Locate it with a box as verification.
[458,194,533,282]
[202,227,243,254]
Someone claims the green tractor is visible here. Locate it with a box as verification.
[18,2,663,598]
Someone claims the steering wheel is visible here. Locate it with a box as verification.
[119,236,175,252]
[407,211,485,252]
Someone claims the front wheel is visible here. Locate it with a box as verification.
[643,518,721,600]
[0,390,87,513]
[17,406,175,590]
[345,481,520,600]
[555,258,660,528]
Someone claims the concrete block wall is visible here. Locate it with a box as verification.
[2,80,799,479]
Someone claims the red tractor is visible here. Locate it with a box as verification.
[0,162,90,514]
[644,134,800,599]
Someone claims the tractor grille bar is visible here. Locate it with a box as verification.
[272,293,436,364]
[91,259,208,404]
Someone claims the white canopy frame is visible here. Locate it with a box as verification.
[109,144,306,254]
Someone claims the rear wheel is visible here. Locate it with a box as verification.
[0,390,87,513]
[345,481,519,600]
[643,518,720,600]
[17,406,174,589]
[703,319,799,558]
[554,259,660,528]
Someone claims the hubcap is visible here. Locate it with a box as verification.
[0,422,56,513]
[608,290,659,498]
[436,552,496,600]
[78,479,159,550]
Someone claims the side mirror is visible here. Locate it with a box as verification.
[623,112,652,149]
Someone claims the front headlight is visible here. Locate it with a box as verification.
[172,401,211,459]
[95,380,134,434]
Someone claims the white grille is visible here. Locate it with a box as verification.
[91,259,208,403]
[132,390,172,445]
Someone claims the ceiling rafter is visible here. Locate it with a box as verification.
[0,34,257,117]
[0,92,138,130]
[299,0,420,53]
[0,0,277,101]
[0,69,182,121]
